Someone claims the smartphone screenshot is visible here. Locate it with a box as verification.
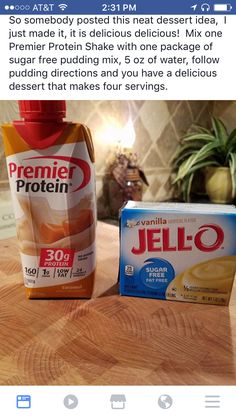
[0,0,235,416]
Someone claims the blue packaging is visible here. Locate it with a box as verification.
[119,201,236,305]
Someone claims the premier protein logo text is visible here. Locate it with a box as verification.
[8,155,91,193]
[131,224,224,254]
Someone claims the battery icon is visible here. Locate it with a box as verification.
[213,4,232,11]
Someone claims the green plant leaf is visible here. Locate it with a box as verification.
[187,160,220,176]
[171,142,203,164]
[211,116,228,146]
[226,128,236,154]
[182,141,219,171]
[229,152,236,199]
[174,142,220,183]
[173,160,220,184]
[173,149,201,168]
[182,133,215,143]
[182,173,194,202]
[174,153,198,182]
[189,124,212,135]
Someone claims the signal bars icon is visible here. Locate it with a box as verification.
[58,4,68,11]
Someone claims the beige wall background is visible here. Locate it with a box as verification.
[0,100,235,208]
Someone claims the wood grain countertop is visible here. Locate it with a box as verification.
[0,221,236,385]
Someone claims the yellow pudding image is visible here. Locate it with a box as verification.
[166,256,236,305]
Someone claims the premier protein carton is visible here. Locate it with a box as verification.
[2,100,96,299]
[119,201,236,305]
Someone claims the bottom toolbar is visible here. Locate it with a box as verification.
[0,386,234,417]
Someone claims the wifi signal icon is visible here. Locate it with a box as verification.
[58,3,68,11]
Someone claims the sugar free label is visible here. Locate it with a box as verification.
[140,257,175,294]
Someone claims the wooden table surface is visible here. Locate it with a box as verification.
[0,221,236,385]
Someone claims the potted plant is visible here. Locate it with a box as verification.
[172,117,236,203]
